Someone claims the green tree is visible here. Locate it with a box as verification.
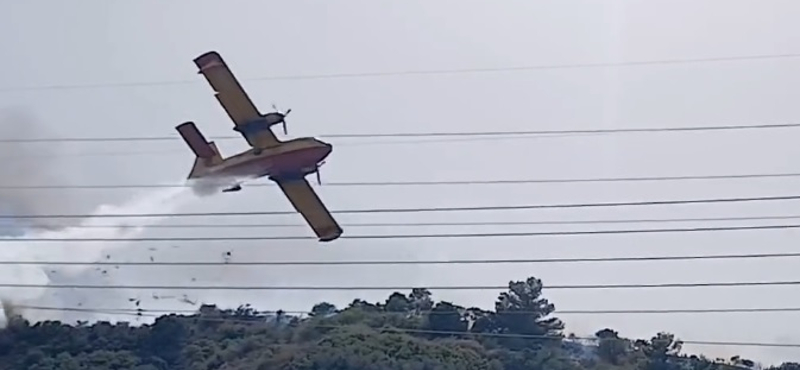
[635,332,683,370]
[384,292,412,313]
[493,277,564,350]
[595,328,630,365]
[409,288,434,313]
[310,302,338,317]
[426,301,468,334]
[770,363,800,370]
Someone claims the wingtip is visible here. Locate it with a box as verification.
[318,227,344,243]
[194,50,221,62]
[175,121,196,130]
[193,51,225,70]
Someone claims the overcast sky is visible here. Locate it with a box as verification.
[2,0,800,364]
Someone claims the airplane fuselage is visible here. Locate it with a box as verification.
[203,137,331,182]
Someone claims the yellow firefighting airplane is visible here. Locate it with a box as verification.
[176,51,343,242]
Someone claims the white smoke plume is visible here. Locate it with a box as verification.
[0,185,197,325]
[0,108,110,232]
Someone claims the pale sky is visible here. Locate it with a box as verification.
[2,0,800,365]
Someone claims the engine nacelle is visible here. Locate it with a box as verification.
[232,112,288,143]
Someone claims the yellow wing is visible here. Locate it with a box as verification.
[193,51,280,148]
[275,179,343,242]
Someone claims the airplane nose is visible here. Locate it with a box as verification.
[318,141,333,161]
[317,139,332,152]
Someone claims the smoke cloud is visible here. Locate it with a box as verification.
[0,185,197,325]
[0,108,114,232]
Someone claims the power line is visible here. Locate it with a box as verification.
[0,134,636,160]
[6,223,800,242]
[0,135,576,160]
[10,171,800,190]
[3,280,800,290]
[32,214,800,229]
[19,304,800,316]
[3,193,800,219]
[358,327,800,349]
[10,251,800,266]
[3,52,800,93]
[0,128,786,159]
[2,122,798,143]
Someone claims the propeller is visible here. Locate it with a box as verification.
[271,104,292,135]
[315,161,326,185]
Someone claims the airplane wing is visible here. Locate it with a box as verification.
[274,179,343,242]
[193,51,280,148]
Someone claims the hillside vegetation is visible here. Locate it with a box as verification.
[0,276,796,370]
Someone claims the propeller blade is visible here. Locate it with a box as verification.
[282,121,287,135]
[316,169,321,185]
[284,108,292,116]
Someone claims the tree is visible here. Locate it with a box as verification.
[595,328,630,365]
[426,301,468,334]
[770,363,800,370]
[493,277,564,350]
[635,332,683,370]
[384,292,412,313]
[408,288,434,313]
[310,302,337,317]
[729,355,756,368]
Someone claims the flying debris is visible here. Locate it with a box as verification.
[176,51,343,242]
[179,295,197,305]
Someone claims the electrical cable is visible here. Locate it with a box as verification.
[5,223,800,242]
[2,280,800,291]
[8,251,800,266]
[10,171,800,190]
[1,193,799,219]
[1,122,798,143]
[29,214,800,229]
[19,304,800,316]
[3,51,799,93]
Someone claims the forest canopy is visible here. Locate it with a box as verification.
[0,275,795,370]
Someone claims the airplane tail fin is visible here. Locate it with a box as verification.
[176,121,223,179]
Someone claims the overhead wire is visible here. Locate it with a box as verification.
[2,280,800,290]
[9,171,800,190]
[19,304,800,316]
[9,251,800,266]
[3,51,800,93]
[2,122,792,160]
[6,223,800,242]
[0,193,799,219]
[10,171,800,190]
[0,128,788,159]
[1,122,798,143]
[0,135,555,160]
[27,214,800,229]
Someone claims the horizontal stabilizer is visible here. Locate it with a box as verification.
[176,121,215,159]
